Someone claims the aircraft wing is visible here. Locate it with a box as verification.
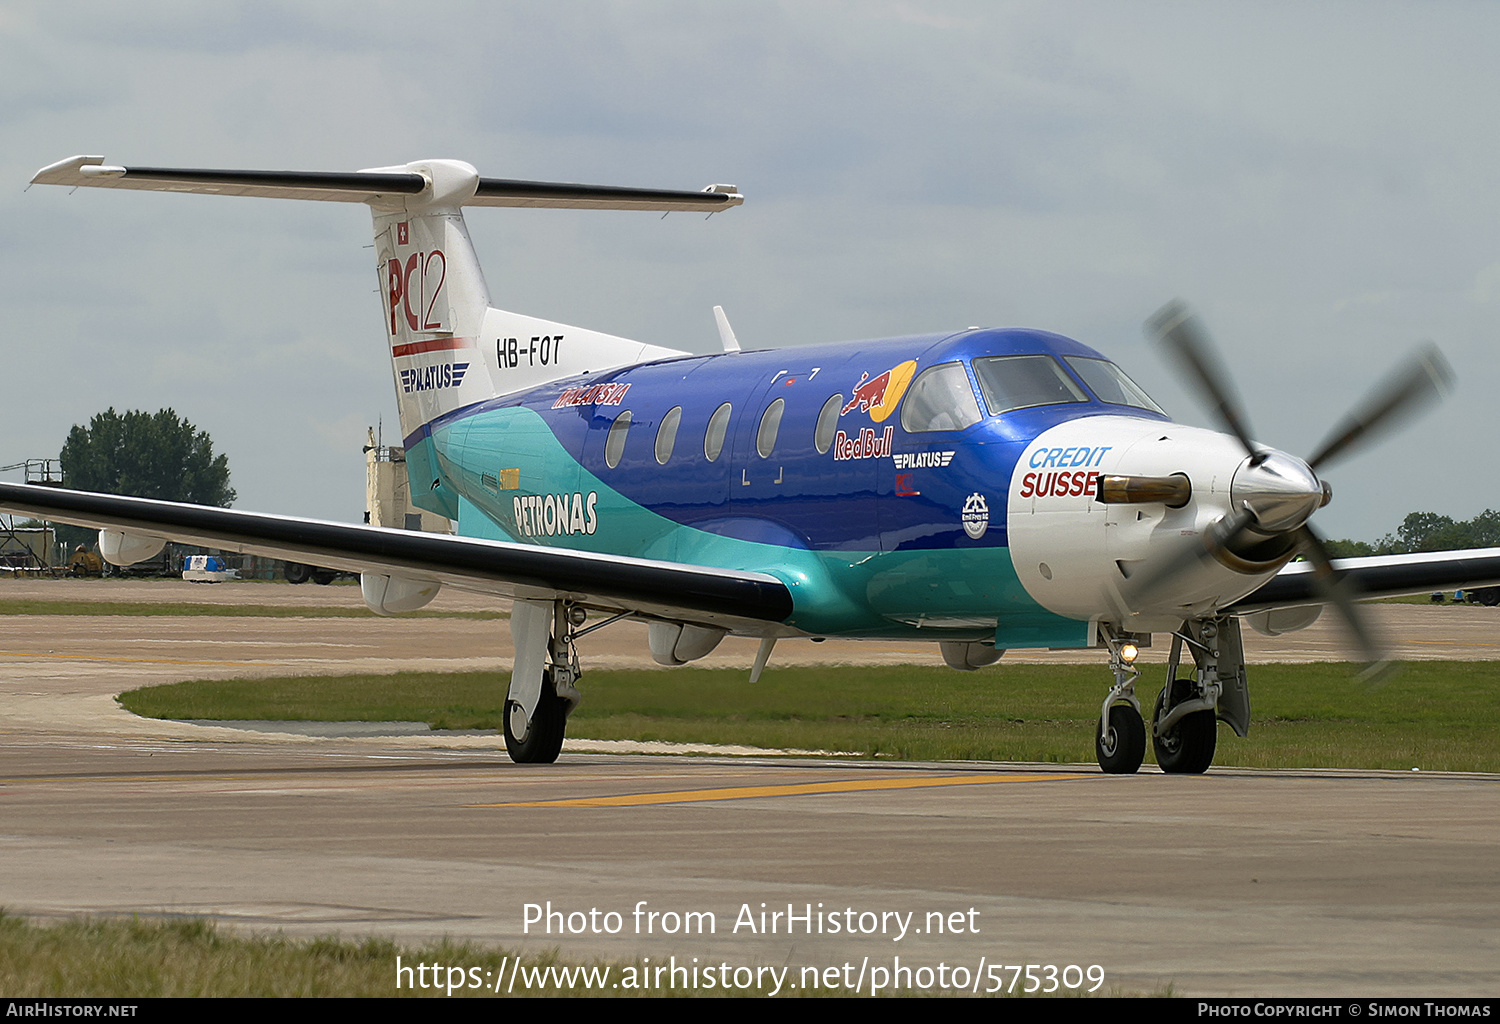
[0,483,792,628]
[1228,548,1500,612]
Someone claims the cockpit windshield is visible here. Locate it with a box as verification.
[971,354,1088,416]
[1062,356,1166,415]
[900,361,984,433]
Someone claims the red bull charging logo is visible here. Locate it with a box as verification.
[841,360,917,424]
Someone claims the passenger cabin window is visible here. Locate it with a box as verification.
[605,410,632,469]
[655,405,682,465]
[814,393,843,454]
[971,354,1087,416]
[704,402,732,461]
[900,362,983,433]
[756,398,785,457]
[1063,356,1166,415]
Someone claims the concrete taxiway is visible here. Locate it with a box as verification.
[1,579,1497,996]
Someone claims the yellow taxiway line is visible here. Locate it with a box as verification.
[469,773,1081,808]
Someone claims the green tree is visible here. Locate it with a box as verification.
[1346,509,1500,555]
[60,408,236,506]
[1395,511,1459,552]
[1323,537,1377,558]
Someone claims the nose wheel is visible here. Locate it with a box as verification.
[1096,703,1146,774]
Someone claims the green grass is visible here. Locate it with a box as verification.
[0,914,698,997]
[0,913,1150,997]
[118,661,1500,772]
[0,599,503,619]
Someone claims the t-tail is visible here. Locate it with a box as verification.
[31,155,742,447]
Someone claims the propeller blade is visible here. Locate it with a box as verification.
[1294,524,1393,683]
[1306,343,1453,473]
[1147,300,1259,458]
[1129,506,1257,605]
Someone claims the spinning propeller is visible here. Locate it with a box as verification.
[1142,300,1453,676]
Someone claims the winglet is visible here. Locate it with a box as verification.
[713,305,741,353]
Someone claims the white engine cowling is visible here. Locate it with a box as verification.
[1007,416,1294,632]
[97,530,166,566]
[360,573,441,615]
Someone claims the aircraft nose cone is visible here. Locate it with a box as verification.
[1230,450,1323,533]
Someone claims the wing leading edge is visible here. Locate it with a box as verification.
[1229,548,1500,613]
[0,483,792,628]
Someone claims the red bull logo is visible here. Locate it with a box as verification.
[833,426,894,461]
[841,360,917,424]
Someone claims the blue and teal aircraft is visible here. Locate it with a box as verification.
[8,155,1500,774]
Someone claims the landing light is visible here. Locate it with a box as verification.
[1120,643,1139,665]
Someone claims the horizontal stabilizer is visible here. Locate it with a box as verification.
[31,155,744,212]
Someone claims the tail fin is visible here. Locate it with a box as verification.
[32,155,742,441]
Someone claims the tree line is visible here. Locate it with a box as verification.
[1327,510,1500,558]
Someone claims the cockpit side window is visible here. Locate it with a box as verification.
[971,354,1088,416]
[1063,356,1166,415]
[900,362,983,433]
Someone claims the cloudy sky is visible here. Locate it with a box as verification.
[2,1,1496,542]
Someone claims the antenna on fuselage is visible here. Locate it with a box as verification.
[713,305,741,353]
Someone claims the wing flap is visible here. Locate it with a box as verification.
[0,483,792,627]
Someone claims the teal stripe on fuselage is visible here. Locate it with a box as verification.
[416,406,1088,646]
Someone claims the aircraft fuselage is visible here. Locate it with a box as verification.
[403,326,1257,646]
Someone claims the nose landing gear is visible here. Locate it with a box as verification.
[1095,628,1147,774]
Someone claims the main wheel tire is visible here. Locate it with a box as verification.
[1096,703,1146,774]
[1153,679,1218,774]
[1476,587,1500,607]
[503,679,568,764]
[284,562,312,584]
[310,568,337,585]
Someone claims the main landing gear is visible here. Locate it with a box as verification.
[504,599,585,764]
[1094,616,1251,775]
